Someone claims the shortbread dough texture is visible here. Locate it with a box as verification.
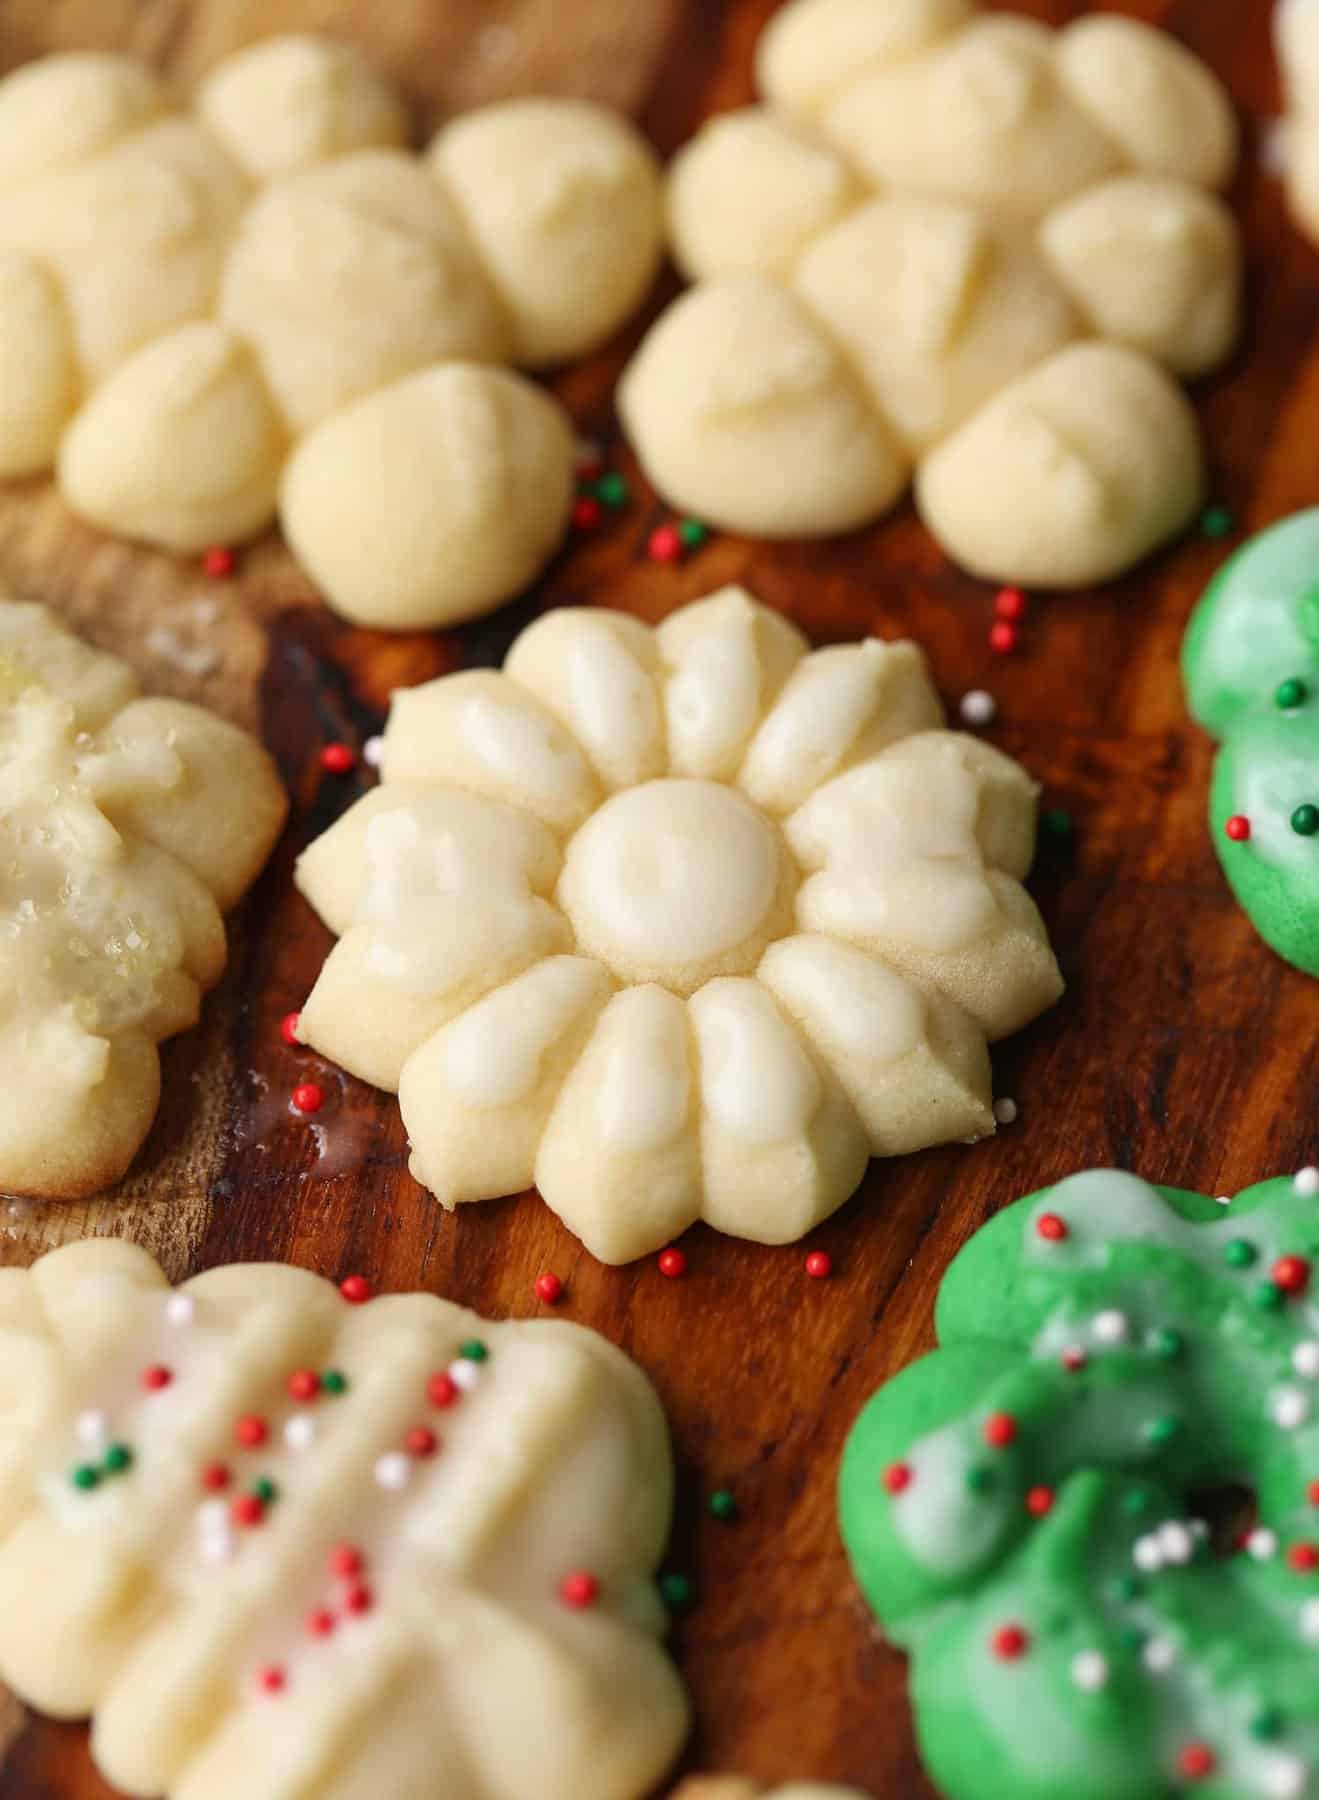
[294,588,1063,1264]
[0,599,286,1198]
[621,0,1240,588]
[0,1239,687,1800]
[1278,0,1319,243]
[0,38,663,629]
[675,1783,869,1800]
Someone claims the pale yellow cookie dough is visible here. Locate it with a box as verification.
[623,0,1240,587]
[294,589,1063,1264]
[0,1238,688,1800]
[1278,0,1319,243]
[0,38,663,630]
[674,1782,871,1800]
[0,600,286,1199]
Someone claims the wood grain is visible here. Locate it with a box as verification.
[0,0,1313,1794]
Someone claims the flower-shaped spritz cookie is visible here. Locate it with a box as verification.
[0,598,286,1197]
[1278,0,1319,243]
[294,589,1063,1263]
[0,37,663,629]
[0,1239,687,1799]
[621,0,1240,588]
[841,1168,1319,1800]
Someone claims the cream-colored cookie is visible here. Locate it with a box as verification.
[624,0,1239,584]
[0,600,287,1199]
[0,1239,687,1800]
[675,1782,871,1800]
[1278,0,1319,243]
[294,589,1062,1264]
[0,38,663,629]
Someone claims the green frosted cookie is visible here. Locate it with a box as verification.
[1182,509,1319,975]
[840,1166,1319,1800]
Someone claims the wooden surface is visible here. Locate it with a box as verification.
[0,0,1314,1794]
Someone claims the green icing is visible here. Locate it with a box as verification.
[1182,510,1319,977]
[840,1169,1319,1800]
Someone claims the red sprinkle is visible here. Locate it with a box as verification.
[1035,1213,1068,1242]
[572,496,603,532]
[1025,1486,1054,1517]
[989,1624,1029,1661]
[235,1414,268,1449]
[292,1082,323,1115]
[657,1248,687,1279]
[882,1462,913,1495]
[231,1492,265,1528]
[343,1583,374,1616]
[405,1426,438,1459]
[428,1372,459,1409]
[257,1663,286,1694]
[983,1412,1018,1449]
[1177,1743,1216,1782]
[1273,1255,1311,1297]
[200,1462,231,1493]
[994,587,1028,622]
[320,742,356,775]
[202,546,234,579]
[1289,1542,1319,1572]
[287,1369,320,1403]
[1224,814,1251,842]
[988,621,1019,655]
[647,523,683,564]
[306,1608,336,1638]
[535,1272,564,1305]
[1061,1346,1088,1372]
[1308,1480,1319,1507]
[804,1251,832,1280]
[280,1010,302,1047]
[328,1544,364,1580]
[559,1571,600,1609]
[141,1364,173,1392]
[339,1275,373,1306]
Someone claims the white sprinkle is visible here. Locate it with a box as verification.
[1070,1649,1109,1691]
[1301,1597,1319,1643]
[448,1359,480,1393]
[1248,1528,1279,1561]
[993,1097,1018,1125]
[1295,1167,1319,1199]
[1215,1194,1232,1206]
[165,1293,196,1326]
[75,1409,108,1448]
[1293,1341,1319,1379]
[1092,1310,1129,1345]
[1158,1521,1195,1565]
[284,1415,316,1452]
[1142,1636,1176,1672]
[363,735,384,769]
[374,1451,411,1492]
[1133,1534,1164,1572]
[198,1529,234,1565]
[1263,1755,1308,1800]
[1274,1387,1311,1430]
[959,689,997,727]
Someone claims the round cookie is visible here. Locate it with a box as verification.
[841,1166,1319,1800]
[622,0,1240,587]
[1182,509,1319,976]
[293,588,1063,1263]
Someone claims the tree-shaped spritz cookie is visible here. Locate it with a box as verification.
[841,1166,1319,1800]
[1183,508,1319,976]
[294,588,1063,1263]
[0,37,663,629]
[621,0,1241,588]
[0,1239,688,1799]
[0,598,286,1197]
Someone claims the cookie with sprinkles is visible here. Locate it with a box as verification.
[1182,508,1319,976]
[841,1168,1319,1800]
[0,1239,687,1799]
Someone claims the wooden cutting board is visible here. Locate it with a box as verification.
[0,0,1312,1793]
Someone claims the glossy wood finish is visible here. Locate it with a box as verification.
[0,1,1313,1793]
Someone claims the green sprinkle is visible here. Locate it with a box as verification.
[1224,1239,1258,1269]
[1291,803,1319,837]
[660,1572,695,1613]
[1253,1281,1285,1313]
[1201,505,1234,539]
[72,1464,101,1492]
[1144,1414,1180,1447]
[966,1465,995,1495]
[253,1478,278,1505]
[320,1369,348,1395]
[1276,678,1309,710]
[678,518,709,549]
[1121,1486,1154,1517]
[1148,1328,1184,1361]
[1250,1708,1285,1742]
[459,1340,489,1363]
[708,1488,738,1522]
[103,1443,133,1475]
[596,472,630,511]
[1041,808,1074,843]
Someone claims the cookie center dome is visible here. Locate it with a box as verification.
[557,778,793,995]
